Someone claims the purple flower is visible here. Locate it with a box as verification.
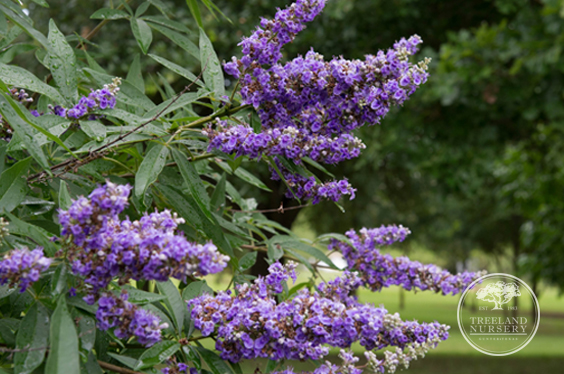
[0,247,52,292]
[59,182,230,301]
[48,77,121,120]
[208,1,430,204]
[96,292,167,347]
[189,263,449,363]
[329,226,486,295]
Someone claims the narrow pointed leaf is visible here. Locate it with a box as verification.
[14,303,49,374]
[199,27,224,100]
[131,18,153,54]
[0,157,31,213]
[135,143,169,198]
[45,297,80,374]
[46,20,77,104]
[172,148,213,221]
[156,280,185,333]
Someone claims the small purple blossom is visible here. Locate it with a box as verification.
[96,292,167,347]
[0,247,52,292]
[48,78,120,120]
[209,1,430,204]
[59,182,230,301]
[189,263,449,363]
[329,226,486,295]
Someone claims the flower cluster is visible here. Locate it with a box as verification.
[10,87,33,103]
[329,226,486,295]
[270,166,356,204]
[189,263,448,364]
[97,292,168,347]
[273,350,362,374]
[49,77,121,119]
[0,247,52,292]
[161,362,197,374]
[207,0,430,204]
[59,182,230,301]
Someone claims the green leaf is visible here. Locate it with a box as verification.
[106,353,137,370]
[143,91,207,119]
[119,285,165,304]
[172,148,213,222]
[45,297,80,374]
[130,18,153,54]
[46,20,78,104]
[199,27,225,101]
[0,91,78,159]
[186,0,203,28]
[0,157,31,213]
[181,280,213,301]
[134,341,180,370]
[126,54,144,93]
[156,280,185,333]
[210,173,226,211]
[302,157,335,178]
[81,352,103,374]
[135,1,151,17]
[75,311,96,353]
[271,235,339,270]
[239,252,257,272]
[148,54,204,86]
[196,347,234,374]
[90,8,129,20]
[0,94,50,171]
[58,180,72,210]
[265,359,280,373]
[234,167,271,192]
[0,63,65,103]
[148,23,199,60]
[0,5,49,49]
[157,184,234,258]
[50,263,67,297]
[79,120,106,141]
[142,15,191,33]
[135,143,169,198]
[5,212,58,255]
[0,12,7,37]
[30,0,49,7]
[267,240,284,262]
[315,233,353,247]
[14,303,49,374]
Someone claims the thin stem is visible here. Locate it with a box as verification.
[98,361,143,374]
[28,72,206,183]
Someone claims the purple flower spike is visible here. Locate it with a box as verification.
[0,247,52,292]
[96,292,167,347]
[329,226,486,295]
[189,263,449,364]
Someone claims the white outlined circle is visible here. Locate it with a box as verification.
[457,273,540,356]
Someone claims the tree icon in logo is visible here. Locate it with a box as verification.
[476,281,521,310]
